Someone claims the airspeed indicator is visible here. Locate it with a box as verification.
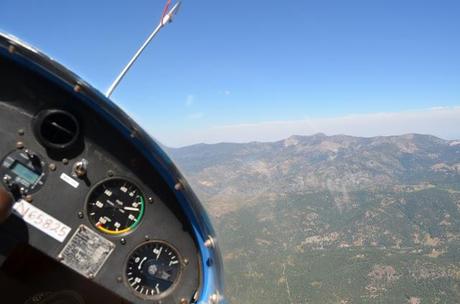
[86,178,145,235]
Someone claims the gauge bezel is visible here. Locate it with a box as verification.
[85,177,146,236]
[123,240,184,301]
[0,149,48,194]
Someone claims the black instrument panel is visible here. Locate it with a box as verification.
[0,54,201,303]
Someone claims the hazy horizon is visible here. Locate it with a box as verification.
[156,106,460,148]
[165,132,460,149]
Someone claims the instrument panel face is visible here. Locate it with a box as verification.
[125,241,182,300]
[0,56,201,304]
[86,178,145,236]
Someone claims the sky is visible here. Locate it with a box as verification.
[1,0,459,147]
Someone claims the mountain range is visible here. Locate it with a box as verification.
[168,134,460,303]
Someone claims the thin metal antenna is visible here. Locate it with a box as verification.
[106,2,182,98]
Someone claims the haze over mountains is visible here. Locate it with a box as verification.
[169,134,460,303]
[169,133,460,216]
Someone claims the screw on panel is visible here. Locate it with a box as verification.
[145,235,150,241]
[77,211,84,219]
[116,276,123,283]
[16,141,24,149]
[148,196,154,204]
[183,258,189,265]
[209,293,219,304]
[192,291,199,302]
[57,254,64,261]
[130,130,138,139]
[49,163,56,171]
[62,158,69,165]
[120,238,127,245]
[88,273,95,280]
[25,195,33,203]
[18,129,25,136]
[107,170,114,177]
[74,84,82,93]
[174,182,183,191]
[180,298,188,304]
[204,236,215,249]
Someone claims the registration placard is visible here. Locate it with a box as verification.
[59,225,115,278]
[12,199,72,242]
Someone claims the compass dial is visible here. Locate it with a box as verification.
[125,241,182,299]
[87,178,145,235]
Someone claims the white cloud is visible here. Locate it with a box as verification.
[185,94,194,107]
[154,106,460,147]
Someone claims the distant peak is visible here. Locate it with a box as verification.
[287,133,326,139]
[284,136,301,147]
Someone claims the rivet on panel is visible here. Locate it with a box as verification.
[174,182,183,191]
[74,84,82,93]
[209,293,219,304]
[204,236,215,249]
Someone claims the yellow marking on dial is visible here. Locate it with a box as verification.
[97,225,131,235]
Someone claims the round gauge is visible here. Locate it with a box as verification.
[1,149,47,195]
[125,241,182,299]
[86,178,145,235]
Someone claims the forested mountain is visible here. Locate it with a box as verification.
[169,134,460,303]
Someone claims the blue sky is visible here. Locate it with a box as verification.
[2,0,459,146]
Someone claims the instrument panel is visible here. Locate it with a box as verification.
[0,99,200,303]
[0,34,224,304]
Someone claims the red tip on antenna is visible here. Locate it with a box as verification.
[160,0,172,25]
